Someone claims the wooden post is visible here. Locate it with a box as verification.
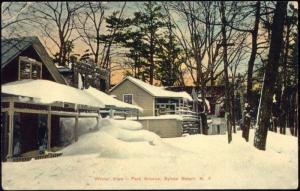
[96,111,101,128]
[109,109,115,119]
[75,110,79,142]
[7,101,14,159]
[18,58,21,80]
[47,106,51,150]
[29,61,32,79]
[40,64,43,79]
[137,109,139,120]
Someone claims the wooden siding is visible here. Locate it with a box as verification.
[110,79,154,116]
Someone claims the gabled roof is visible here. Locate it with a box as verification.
[1,36,66,84]
[109,76,193,101]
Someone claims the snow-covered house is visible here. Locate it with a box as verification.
[1,79,141,161]
[109,76,193,116]
[0,37,141,161]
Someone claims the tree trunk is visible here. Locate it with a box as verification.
[149,31,155,85]
[279,21,290,135]
[232,85,236,133]
[95,32,100,65]
[295,91,298,137]
[242,104,251,141]
[220,2,232,143]
[279,87,287,134]
[254,1,288,150]
[200,84,208,135]
[243,1,260,141]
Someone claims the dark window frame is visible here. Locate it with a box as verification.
[18,56,42,80]
[123,94,133,104]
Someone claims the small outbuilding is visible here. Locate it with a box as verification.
[109,76,193,116]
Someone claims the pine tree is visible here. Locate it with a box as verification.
[156,19,183,86]
[132,2,167,84]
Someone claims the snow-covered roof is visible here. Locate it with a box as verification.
[110,76,193,101]
[1,80,143,112]
[84,87,143,112]
[1,79,104,108]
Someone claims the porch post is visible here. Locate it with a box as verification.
[109,109,114,119]
[18,58,21,80]
[96,111,101,128]
[29,61,32,79]
[47,106,51,150]
[75,110,79,142]
[8,101,14,159]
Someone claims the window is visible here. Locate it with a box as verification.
[123,94,133,104]
[19,56,42,80]
[31,64,41,79]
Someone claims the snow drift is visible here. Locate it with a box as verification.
[2,118,297,190]
[2,128,297,189]
[61,118,189,158]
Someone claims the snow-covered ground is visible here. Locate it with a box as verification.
[2,119,298,189]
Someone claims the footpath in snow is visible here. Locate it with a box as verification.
[2,118,298,189]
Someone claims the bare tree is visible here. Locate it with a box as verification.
[219,1,233,143]
[164,2,248,135]
[1,2,33,30]
[227,33,248,133]
[1,2,36,38]
[75,2,106,65]
[227,1,261,141]
[167,1,217,134]
[29,2,84,66]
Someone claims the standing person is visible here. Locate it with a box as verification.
[37,115,48,155]
[13,114,21,157]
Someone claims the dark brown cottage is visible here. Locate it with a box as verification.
[1,36,101,162]
[1,36,66,84]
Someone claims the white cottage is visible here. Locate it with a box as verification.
[109,76,193,116]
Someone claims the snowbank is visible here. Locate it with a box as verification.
[2,125,298,189]
[61,118,187,158]
[59,117,99,145]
